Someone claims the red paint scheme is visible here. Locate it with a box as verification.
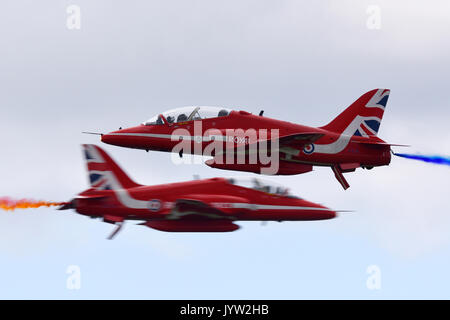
[100,89,394,189]
[67,145,336,236]
[144,220,240,233]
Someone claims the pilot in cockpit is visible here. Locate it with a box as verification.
[166,116,175,124]
[143,106,232,126]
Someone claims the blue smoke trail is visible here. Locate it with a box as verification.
[394,153,450,166]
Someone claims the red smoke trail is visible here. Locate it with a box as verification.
[0,197,67,211]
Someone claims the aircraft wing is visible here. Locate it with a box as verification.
[250,132,324,148]
[278,132,324,145]
[173,199,227,218]
[168,195,248,220]
[210,132,324,158]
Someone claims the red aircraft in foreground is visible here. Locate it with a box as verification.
[60,145,336,238]
[98,89,403,189]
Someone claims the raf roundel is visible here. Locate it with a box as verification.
[148,199,162,212]
[303,143,315,155]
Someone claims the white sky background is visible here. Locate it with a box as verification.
[0,0,449,298]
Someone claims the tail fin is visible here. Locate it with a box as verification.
[321,89,390,137]
[82,144,141,189]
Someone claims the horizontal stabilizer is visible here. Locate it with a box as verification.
[353,140,410,147]
[75,195,108,200]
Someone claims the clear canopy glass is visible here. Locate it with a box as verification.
[144,106,232,125]
[226,177,299,198]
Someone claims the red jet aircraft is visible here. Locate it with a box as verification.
[98,89,401,189]
[59,145,337,238]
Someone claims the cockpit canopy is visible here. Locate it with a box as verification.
[226,177,299,198]
[144,106,232,125]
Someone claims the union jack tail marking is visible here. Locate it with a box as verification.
[321,89,390,137]
[82,144,141,189]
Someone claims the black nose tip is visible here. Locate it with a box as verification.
[100,134,109,143]
[101,133,119,146]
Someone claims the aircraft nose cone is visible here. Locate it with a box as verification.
[315,203,337,219]
[100,126,148,149]
[321,207,337,219]
[101,129,125,146]
[101,133,114,145]
[102,132,131,149]
[303,201,337,220]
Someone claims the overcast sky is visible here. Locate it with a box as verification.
[0,0,449,299]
